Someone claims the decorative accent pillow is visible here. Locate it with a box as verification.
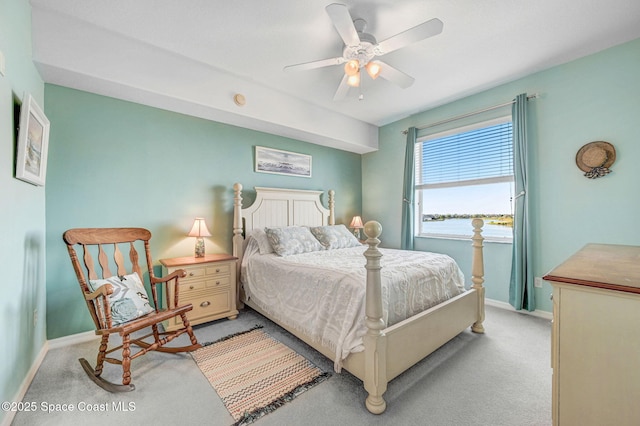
[247,228,274,255]
[88,272,153,326]
[265,226,325,256]
[310,224,362,249]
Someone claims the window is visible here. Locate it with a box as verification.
[415,117,514,241]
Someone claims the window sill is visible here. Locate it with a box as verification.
[415,234,513,244]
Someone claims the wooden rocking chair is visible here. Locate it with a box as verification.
[63,227,202,392]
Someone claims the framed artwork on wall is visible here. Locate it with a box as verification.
[16,93,50,186]
[255,146,312,178]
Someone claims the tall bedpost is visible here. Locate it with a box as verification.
[362,220,387,414]
[232,183,244,308]
[471,218,486,333]
[328,189,335,225]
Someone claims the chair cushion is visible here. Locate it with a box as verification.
[88,272,153,326]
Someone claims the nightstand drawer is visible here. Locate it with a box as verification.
[206,276,230,289]
[187,289,232,321]
[167,289,232,329]
[207,263,231,277]
[182,266,206,281]
[181,263,230,281]
[181,280,207,294]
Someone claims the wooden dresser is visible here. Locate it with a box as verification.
[160,254,238,331]
[544,244,640,426]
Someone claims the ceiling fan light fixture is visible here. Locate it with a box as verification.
[344,59,359,76]
[365,61,381,79]
[347,72,360,87]
[285,4,444,100]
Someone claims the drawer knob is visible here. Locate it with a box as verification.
[189,272,195,277]
[200,301,211,308]
[216,281,220,285]
[215,268,221,273]
[189,285,195,290]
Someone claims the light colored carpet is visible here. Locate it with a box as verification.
[11,305,551,425]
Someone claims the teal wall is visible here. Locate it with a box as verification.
[43,85,363,339]
[363,38,640,313]
[0,0,47,421]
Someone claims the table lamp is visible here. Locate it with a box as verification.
[349,215,364,240]
[188,217,211,257]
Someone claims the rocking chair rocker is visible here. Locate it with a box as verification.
[63,227,202,392]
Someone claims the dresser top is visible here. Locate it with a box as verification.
[544,243,640,293]
[160,253,236,268]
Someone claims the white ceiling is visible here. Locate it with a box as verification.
[30,0,640,154]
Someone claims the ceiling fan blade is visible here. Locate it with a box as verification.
[333,74,350,101]
[375,18,443,55]
[284,56,345,72]
[325,3,360,47]
[377,61,415,89]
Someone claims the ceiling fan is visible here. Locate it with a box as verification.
[284,3,444,101]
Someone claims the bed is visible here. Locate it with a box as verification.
[231,183,486,414]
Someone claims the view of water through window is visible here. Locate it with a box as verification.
[420,217,513,240]
[417,181,514,240]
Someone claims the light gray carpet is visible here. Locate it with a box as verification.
[12,305,551,425]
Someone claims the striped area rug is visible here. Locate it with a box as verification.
[192,326,330,426]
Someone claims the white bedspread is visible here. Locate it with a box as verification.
[241,239,465,372]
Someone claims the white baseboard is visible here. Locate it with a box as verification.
[1,342,49,426]
[486,298,553,321]
[47,330,98,349]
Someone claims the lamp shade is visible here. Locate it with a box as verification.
[188,218,212,237]
[350,216,364,229]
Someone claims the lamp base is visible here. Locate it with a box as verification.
[194,238,205,258]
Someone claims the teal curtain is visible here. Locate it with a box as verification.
[401,127,417,250]
[509,94,535,311]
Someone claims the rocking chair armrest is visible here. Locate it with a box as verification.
[84,283,115,329]
[151,269,187,309]
[151,269,187,285]
[84,283,114,301]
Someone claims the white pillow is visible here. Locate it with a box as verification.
[247,228,274,255]
[310,224,362,249]
[265,226,325,256]
[88,272,153,326]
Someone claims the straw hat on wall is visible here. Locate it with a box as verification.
[575,141,616,179]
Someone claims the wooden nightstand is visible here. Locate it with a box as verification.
[160,254,238,331]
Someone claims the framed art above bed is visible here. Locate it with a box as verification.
[231,183,486,414]
[254,146,312,178]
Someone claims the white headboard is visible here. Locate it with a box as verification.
[239,186,334,231]
[231,183,335,262]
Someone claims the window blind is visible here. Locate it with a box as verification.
[415,121,513,189]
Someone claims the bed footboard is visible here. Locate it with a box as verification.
[361,219,485,414]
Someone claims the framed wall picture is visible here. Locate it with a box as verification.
[255,146,312,178]
[16,93,50,186]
